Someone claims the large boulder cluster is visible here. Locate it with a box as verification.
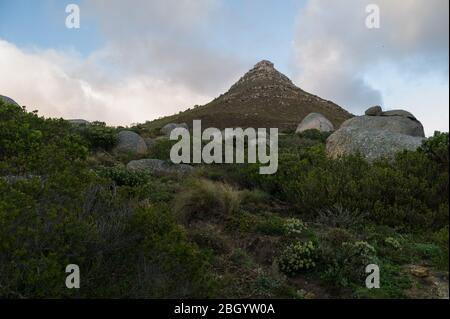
[326,107,425,161]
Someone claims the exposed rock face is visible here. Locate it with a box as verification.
[160,123,189,136]
[340,115,425,137]
[381,109,417,121]
[146,60,352,132]
[0,94,19,106]
[114,131,147,155]
[326,127,424,161]
[127,159,194,175]
[365,106,382,116]
[296,112,334,133]
[326,108,425,161]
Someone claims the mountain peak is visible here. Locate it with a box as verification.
[254,60,274,70]
[230,59,294,91]
[143,59,353,132]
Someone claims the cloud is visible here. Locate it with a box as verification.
[81,0,246,94]
[0,39,211,125]
[292,0,449,114]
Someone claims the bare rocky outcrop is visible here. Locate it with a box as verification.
[340,115,425,137]
[326,127,425,161]
[326,107,426,161]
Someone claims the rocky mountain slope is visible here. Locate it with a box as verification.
[142,60,352,132]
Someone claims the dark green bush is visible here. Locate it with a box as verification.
[0,103,215,298]
[418,131,449,167]
[76,121,117,151]
[297,129,331,143]
[96,166,150,187]
[148,138,177,160]
[226,140,448,232]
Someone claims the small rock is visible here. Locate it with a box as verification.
[410,265,430,278]
[365,106,383,116]
[304,292,316,299]
[160,123,189,136]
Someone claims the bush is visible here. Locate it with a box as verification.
[320,240,378,287]
[226,140,448,232]
[278,241,316,275]
[0,175,215,298]
[0,103,215,298]
[316,205,368,230]
[190,224,230,254]
[255,213,286,236]
[76,121,117,151]
[418,131,449,167]
[173,179,241,225]
[148,138,177,160]
[283,218,307,236]
[297,129,331,143]
[96,166,150,187]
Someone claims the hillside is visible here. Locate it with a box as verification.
[0,97,449,299]
[141,60,352,132]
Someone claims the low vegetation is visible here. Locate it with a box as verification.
[0,100,448,298]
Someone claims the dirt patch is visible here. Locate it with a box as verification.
[405,265,449,299]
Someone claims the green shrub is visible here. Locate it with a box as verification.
[255,213,286,236]
[0,103,215,298]
[148,138,177,160]
[384,237,402,250]
[226,139,448,232]
[96,166,150,187]
[283,218,307,236]
[418,131,449,167]
[320,240,378,287]
[190,225,230,254]
[297,129,331,143]
[76,121,117,151]
[251,268,287,298]
[278,241,316,275]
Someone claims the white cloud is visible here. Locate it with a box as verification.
[0,40,211,125]
[82,0,246,94]
[292,0,449,119]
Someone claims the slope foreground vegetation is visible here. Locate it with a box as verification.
[0,100,448,298]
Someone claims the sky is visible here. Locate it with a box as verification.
[0,0,448,135]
